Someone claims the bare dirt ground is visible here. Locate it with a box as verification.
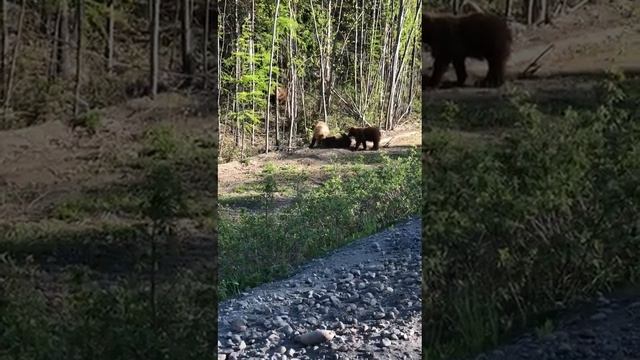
[0,93,213,224]
[0,92,216,280]
[423,1,640,102]
[218,120,421,197]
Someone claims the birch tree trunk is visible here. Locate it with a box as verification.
[4,0,25,116]
[1,0,6,101]
[105,0,114,73]
[249,0,256,146]
[385,0,404,130]
[74,0,83,119]
[265,0,281,153]
[149,0,160,97]
[181,0,194,84]
[58,0,70,79]
[204,0,210,82]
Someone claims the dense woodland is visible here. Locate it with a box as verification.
[0,0,216,130]
[218,0,422,160]
[427,0,595,25]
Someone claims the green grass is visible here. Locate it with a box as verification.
[219,149,421,300]
[0,260,216,360]
[423,73,640,359]
[0,159,216,359]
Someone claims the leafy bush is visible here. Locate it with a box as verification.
[423,75,640,358]
[0,259,216,360]
[219,150,421,299]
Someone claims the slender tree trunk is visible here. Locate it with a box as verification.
[150,0,160,97]
[265,0,281,153]
[74,0,83,119]
[58,0,70,79]
[250,0,256,146]
[234,0,240,146]
[287,0,296,150]
[527,0,535,26]
[386,0,404,130]
[48,8,62,80]
[181,0,194,84]
[275,70,280,148]
[106,0,114,73]
[203,0,210,82]
[378,0,390,128]
[4,0,25,117]
[0,0,7,103]
[309,0,329,124]
[218,0,225,142]
[505,0,513,18]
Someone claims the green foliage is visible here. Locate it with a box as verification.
[5,78,68,129]
[142,161,187,222]
[424,76,640,358]
[0,258,216,360]
[219,150,421,299]
[51,190,142,221]
[72,110,102,133]
[144,126,180,159]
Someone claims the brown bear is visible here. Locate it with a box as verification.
[348,126,381,151]
[319,133,352,149]
[423,12,512,88]
[310,121,330,148]
[269,86,288,107]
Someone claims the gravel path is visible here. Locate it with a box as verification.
[469,293,640,360]
[217,217,422,360]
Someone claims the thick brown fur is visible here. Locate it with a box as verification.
[319,133,352,149]
[269,87,288,107]
[423,12,512,88]
[310,121,330,148]
[348,126,381,151]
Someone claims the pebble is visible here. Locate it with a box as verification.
[217,219,422,359]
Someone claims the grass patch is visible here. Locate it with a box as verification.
[0,160,216,359]
[0,261,216,360]
[425,76,640,132]
[423,73,640,359]
[219,149,421,300]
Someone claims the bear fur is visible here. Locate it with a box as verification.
[319,133,352,149]
[423,12,512,88]
[269,86,288,107]
[310,121,330,148]
[348,126,381,151]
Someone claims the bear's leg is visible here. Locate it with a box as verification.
[362,140,367,151]
[492,59,507,87]
[479,58,505,88]
[426,57,451,88]
[453,58,467,87]
[372,140,379,150]
[355,140,362,150]
[310,138,317,148]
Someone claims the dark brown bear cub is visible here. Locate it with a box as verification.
[348,126,381,151]
[320,134,352,149]
[423,12,512,88]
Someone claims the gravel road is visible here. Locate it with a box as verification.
[217,217,422,360]
[468,293,640,360]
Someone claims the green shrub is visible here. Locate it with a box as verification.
[0,259,216,360]
[423,76,640,358]
[219,150,421,299]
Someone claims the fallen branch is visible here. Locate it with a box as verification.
[520,44,555,78]
[461,0,485,13]
[382,136,396,148]
[568,0,589,13]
